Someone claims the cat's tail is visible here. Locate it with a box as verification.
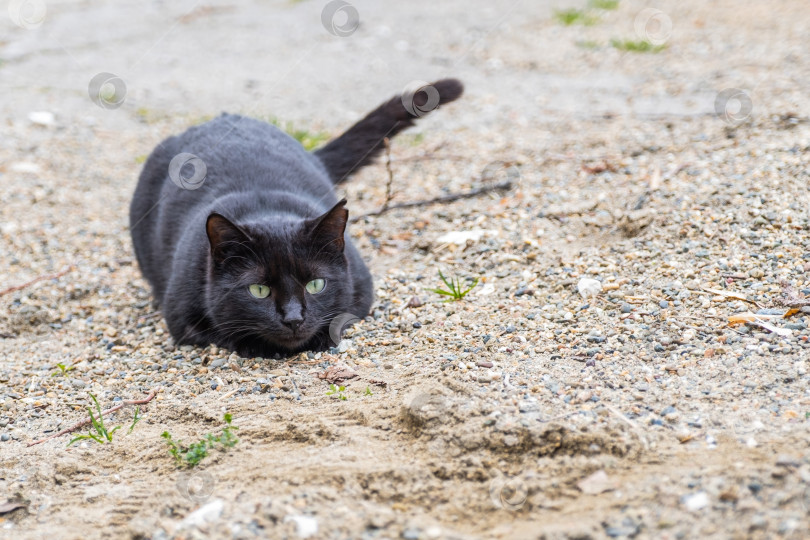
[314,78,464,184]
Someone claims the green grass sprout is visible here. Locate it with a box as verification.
[554,8,599,26]
[51,362,75,377]
[610,38,666,53]
[128,406,142,434]
[162,413,239,468]
[426,270,479,302]
[326,384,348,400]
[68,393,121,446]
[589,0,619,10]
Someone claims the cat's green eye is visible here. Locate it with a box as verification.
[305,279,326,294]
[248,284,271,299]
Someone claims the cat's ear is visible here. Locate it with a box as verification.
[307,199,348,253]
[206,213,252,263]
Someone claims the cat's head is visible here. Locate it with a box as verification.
[204,199,353,353]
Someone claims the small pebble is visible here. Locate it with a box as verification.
[682,492,709,512]
[209,358,227,369]
[749,515,768,531]
[402,529,421,540]
[660,406,677,417]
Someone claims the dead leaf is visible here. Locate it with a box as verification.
[581,161,617,174]
[0,501,25,514]
[700,287,761,307]
[317,364,359,384]
[728,312,783,326]
[677,432,696,444]
[750,319,792,337]
[719,487,739,502]
[623,295,649,303]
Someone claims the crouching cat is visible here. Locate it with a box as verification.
[129,79,463,357]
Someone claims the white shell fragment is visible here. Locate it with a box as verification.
[28,111,55,126]
[577,277,603,299]
[436,230,496,245]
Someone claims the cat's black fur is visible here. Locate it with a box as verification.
[130,79,463,357]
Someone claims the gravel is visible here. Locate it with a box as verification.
[1,0,810,538]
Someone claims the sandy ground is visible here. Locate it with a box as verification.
[1,0,810,538]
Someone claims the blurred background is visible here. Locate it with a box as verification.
[2,0,806,136]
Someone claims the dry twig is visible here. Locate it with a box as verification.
[391,154,469,163]
[381,137,395,211]
[350,181,512,223]
[349,140,515,222]
[697,287,763,309]
[27,390,157,446]
[0,266,74,297]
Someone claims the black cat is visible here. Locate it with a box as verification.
[130,79,463,357]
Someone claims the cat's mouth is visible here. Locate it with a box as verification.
[264,330,313,350]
